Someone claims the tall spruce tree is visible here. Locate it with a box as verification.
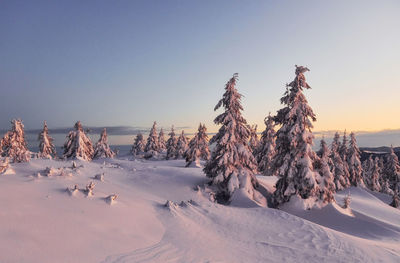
[38,121,57,159]
[1,119,30,162]
[204,73,263,204]
[272,66,321,206]
[330,132,351,190]
[131,133,145,156]
[347,132,365,187]
[158,128,167,152]
[175,130,188,159]
[63,121,94,161]
[93,128,115,159]
[384,147,400,192]
[166,126,178,160]
[254,113,276,176]
[144,121,159,158]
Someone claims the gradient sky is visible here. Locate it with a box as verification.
[1,0,399,145]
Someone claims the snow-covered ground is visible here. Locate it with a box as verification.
[0,158,399,263]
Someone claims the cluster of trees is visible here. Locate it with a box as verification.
[203,66,399,207]
[1,65,399,208]
[130,122,210,167]
[0,120,115,161]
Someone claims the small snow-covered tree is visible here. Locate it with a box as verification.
[185,123,210,167]
[384,147,400,192]
[204,73,263,204]
[316,138,336,203]
[1,119,30,162]
[369,157,382,192]
[158,128,166,151]
[93,128,115,159]
[363,156,374,187]
[329,132,351,190]
[254,113,276,176]
[144,121,159,158]
[390,190,399,208]
[339,130,348,161]
[131,133,145,156]
[166,126,178,160]
[63,121,94,161]
[346,132,365,187]
[175,130,189,159]
[198,124,210,160]
[248,124,259,153]
[272,66,320,206]
[38,121,57,159]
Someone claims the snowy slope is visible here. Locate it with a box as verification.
[0,158,399,263]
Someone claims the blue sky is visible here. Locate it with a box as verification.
[1,0,399,146]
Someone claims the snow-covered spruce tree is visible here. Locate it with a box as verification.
[93,128,115,159]
[197,124,210,161]
[316,138,336,203]
[390,190,399,208]
[166,126,178,160]
[272,66,321,207]
[254,113,276,176]
[379,157,394,195]
[248,125,259,153]
[384,147,400,192]
[38,121,57,159]
[63,121,94,161]
[175,130,189,159]
[339,131,348,161]
[144,121,159,158]
[203,73,264,204]
[131,133,145,156]
[329,132,351,190]
[369,157,382,192]
[1,119,30,162]
[158,128,167,152]
[185,123,210,167]
[346,132,365,187]
[362,156,374,188]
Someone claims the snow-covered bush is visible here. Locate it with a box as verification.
[63,121,94,161]
[254,113,276,176]
[0,157,9,174]
[93,128,115,159]
[1,119,30,162]
[203,73,263,204]
[106,194,118,205]
[272,66,320,207]
[38,121,57,159]
[342,194,351,209]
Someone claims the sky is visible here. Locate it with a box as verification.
[0,0,399,146]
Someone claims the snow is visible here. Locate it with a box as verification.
[0,158,399,262]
